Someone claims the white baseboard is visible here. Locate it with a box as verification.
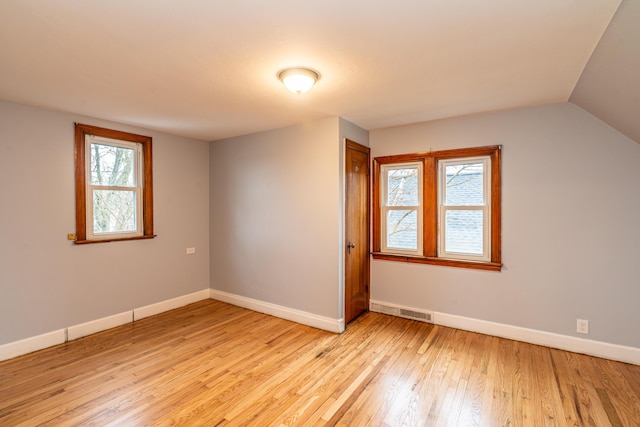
[67,311,133,341]
[435,312,640,366]
[209,289,344,333]
[370,299,640,366]
[134,289,211,321]
[0,329,66,362]
[10,292,634,367]
[0,289,210,362]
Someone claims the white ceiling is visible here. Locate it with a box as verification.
[0,0,621,141]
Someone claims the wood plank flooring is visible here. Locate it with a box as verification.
[1,300,639,426]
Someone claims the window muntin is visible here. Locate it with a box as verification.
[380,162,423,255]
[438,157,490,262]
[372,146,501,271]
[74,123,155,244]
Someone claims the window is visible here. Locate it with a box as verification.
[74,123,155,244]
[373,145,501,271]
[380,162,423,255]
[439,157,490,262]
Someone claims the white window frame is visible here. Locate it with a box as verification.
[380,162,423,256]
[438,156,491,262]
[85,135,144,240]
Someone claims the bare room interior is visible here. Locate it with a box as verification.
[1,0,639,425]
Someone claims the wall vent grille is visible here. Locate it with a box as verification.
[370,303,433,323]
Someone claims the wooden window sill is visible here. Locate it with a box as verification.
[74,235,157,245]
[371,252,502,272]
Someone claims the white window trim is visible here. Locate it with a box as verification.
[437,156,491,262]
[380,161,423,256]
[85,135,144,240]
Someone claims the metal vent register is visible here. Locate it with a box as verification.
[370,303,433,323]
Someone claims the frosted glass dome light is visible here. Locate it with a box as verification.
[278,68,320,94]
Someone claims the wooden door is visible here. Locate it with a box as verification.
[345,139,370,324]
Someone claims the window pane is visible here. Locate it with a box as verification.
[90,143,135,187]
[93,190,137,233]
[386,210,417,250]
[387,168,419,206]
[444,210,483,254]
[444,162,483,206]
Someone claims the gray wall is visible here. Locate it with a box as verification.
[370,102,640,348]
[570,0,640,144]
[210,117,368,321]
[210,117,341,318]
[4,96,637,351]
[0,100,210,345]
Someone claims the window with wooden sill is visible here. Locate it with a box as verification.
[372,145,502,271]
[74,123,155,244]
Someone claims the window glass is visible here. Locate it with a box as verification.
[387,168,419,206]
[444,162,484,206]
[90,143,135,187]
[444,210,484,254]
[93,190,137,234]
[386,210,418,250]
[380,162,423,255]
[440,157,490,261]
[87,138,141,239]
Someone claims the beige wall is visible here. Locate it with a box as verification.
[370,102,640,348]
[0,100,210,345]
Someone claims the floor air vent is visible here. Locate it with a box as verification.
[399,308,431,322]
[371,302,433,323]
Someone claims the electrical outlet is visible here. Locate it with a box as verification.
[186,247,196,254]
[577,319,589,335]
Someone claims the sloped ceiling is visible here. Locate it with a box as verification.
[570,0,640,145]
[0,0,623,141]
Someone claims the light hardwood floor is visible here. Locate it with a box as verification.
[1,300,639,426]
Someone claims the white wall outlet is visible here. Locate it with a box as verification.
[186,247,196,254]
[577,318,589,335]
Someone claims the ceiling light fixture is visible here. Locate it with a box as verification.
[278,67,320,95]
